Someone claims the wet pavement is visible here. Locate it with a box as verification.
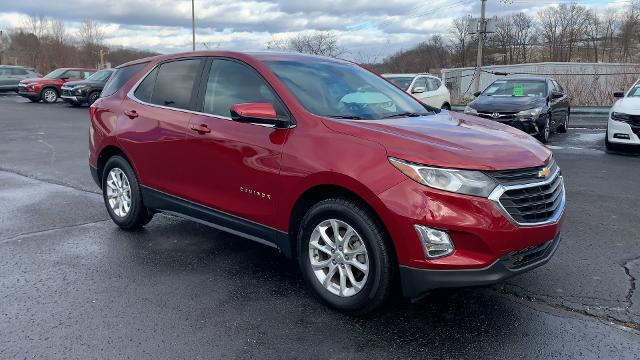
[1,94,639,359]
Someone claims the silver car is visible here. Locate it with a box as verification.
[0,65,39,92]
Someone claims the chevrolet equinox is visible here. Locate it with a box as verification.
[89,52,565,314]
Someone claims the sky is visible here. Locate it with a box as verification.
[0,0,629,61]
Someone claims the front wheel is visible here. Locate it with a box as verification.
[87,91,100,106]
[536,117,550,143]
[297,198,394,315]
[41,88,58,103]
[102,156,153,230]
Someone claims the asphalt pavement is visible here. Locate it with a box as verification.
[1,93,639,359]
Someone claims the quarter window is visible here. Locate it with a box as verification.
[148,59,202,110]
[203,59,283,118]
[134,68,158,103]
[64,70,82,79]
[102,63,146,98]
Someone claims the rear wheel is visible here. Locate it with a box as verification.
[441,103,451,111]
[297,198,394,315]
[41,88,58,103]
[102,156,153,230]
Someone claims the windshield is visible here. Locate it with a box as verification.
[87,69,113,82]
[482,80,547,98]
[385,76,414,91]
[628,84,640,97]
[44,69,67,79]
[265,61,432,120]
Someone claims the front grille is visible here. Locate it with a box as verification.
[62,89,72,96]
[630,115,640,127]
[477,112,517,121]
[487,161,558,185]
[497,172,564,224]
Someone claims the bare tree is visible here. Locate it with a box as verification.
[449,17,470,67]
[22,15,48,39]
[77,19,105,49]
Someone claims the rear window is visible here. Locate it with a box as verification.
[101,63,147,98]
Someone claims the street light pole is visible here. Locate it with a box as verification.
[474,0,487,93]
[191,0,196,51]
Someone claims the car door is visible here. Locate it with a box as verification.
[551,79,569,130]
[117,58,206,198]
[410,77,433,106]
[0,68,11,88]
[426,77,445,108]
[183,58,290,228]
[548,79,566,130]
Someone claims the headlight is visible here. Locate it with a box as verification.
[516,107,544,119]
[464,105,478,115]
[389,157,497,197]
[611,112,631,122]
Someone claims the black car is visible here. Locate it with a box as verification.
[464,77,570,142]
[61,68,115,106]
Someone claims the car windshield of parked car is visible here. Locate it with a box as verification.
[628,84,640,97]
[385,76,414,91]
[43,69,67,79]
[266,61,432,120]
[87,70,113,82]
[483,80,547,98]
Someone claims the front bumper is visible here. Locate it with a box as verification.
[61,87,88,104]
[61,95,87,104]
[17,89,39,99]
[400,234,561,298]
[608,118,640,145]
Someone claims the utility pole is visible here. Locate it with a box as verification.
[474,0,487,93]
[99,49,105,69]
[191,0,196,51]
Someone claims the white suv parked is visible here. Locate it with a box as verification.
[607,80,640,151]
[383,73,451,110]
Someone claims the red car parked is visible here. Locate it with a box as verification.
[89,51,565,314]
[18,67,96,103]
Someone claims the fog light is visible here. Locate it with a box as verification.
[414,225,454,259]
[614,133,631,140]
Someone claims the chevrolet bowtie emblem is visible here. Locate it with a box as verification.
[538,167,551,178]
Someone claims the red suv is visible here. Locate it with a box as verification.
[18,67,96,103]
[89,52,565,314]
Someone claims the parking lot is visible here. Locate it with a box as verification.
[1,93,639,359]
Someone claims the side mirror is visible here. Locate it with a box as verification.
[551,91,564,99]
[412,86,426,94]
[473,91,482,97]
[230,103,289,128]
[613,91,625,98]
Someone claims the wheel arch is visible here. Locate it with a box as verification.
[96,145,135,188]
[286,180,398,264]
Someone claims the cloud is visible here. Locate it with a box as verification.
[0,0,621,59]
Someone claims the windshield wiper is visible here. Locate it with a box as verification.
[325,115,365,120]
[381,112,427,119]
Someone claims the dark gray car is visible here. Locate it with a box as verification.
[0,65,39,92]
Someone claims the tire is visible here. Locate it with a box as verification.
[297,198,394,315]
[441,103,451,111]
[41,87,58,103]
[87,91,100,106]
[102,156,153,230]
[536,116,550,143]
[557,111,569,133]
[605,130,622,152]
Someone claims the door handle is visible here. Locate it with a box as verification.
[190,124,211,134]
[124,110,139,119]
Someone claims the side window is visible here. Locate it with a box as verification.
[11,69,27,75]
[0,68,9,76]
[427,78,441,91]
[83,71,93,79]
[552,80,564,93]
[149,59,202,110]
[203,59,283,118]
[102,63,146,98]
[412,78,427,92]
[133,67,158,103]
[65,70,82,79]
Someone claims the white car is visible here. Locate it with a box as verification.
[383,73,451,110]
[607,80,640,151]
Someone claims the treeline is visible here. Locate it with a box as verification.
[370,1,640,74]
[0,15,157,74]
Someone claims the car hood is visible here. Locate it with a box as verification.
[321,111,551,171]
[469,95,546,113]
[612,97,640,113]
[63,79,104,87]
[20,78,62,85]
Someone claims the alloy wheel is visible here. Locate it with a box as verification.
[105,168,132,217]
[43,89,57,103]
[308,219,369,297]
